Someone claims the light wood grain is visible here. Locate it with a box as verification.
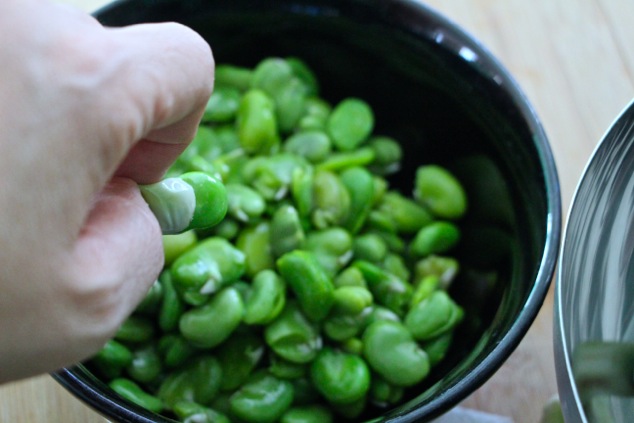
[3,0,633,422]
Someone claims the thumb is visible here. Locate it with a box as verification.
[66,177,163,346]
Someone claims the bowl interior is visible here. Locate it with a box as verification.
[54,1,560,422]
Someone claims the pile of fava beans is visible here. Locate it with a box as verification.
[89,57,469,423]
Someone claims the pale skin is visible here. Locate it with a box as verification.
[0,0,214,383]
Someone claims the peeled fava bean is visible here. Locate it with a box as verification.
[140,171,228,235]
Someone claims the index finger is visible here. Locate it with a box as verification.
[100,22,214,184]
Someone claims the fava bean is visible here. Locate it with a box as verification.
[229,372,295,423]
[171,237,246,297]
[404,290,464,341]
[217,331,266,391]
[236,221,275,278]
[163,230,198,267]
[140,172,227,235]
[264,302,322,364]
[283,130,332,163]
[157,356,222,408]
[310,348,370,405]
[270,204,305,258]
[172,401,231,423]
[237,89,280,155]
[280,404,333,423]
[179,286,245,348]
[410,221,461,257]
[110,378,164,413]
[414,165,467,219]
[327,98,374,151]
[126,343,162,384]
[340,166,375,234]
[244,270,287,325]
[276,250,335,322]
[92,339,133,379]
[362,320,430,387]
[215,64,253,91]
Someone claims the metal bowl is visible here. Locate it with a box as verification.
[555,100,634,423]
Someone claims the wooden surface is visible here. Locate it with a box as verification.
[2,0,633,422]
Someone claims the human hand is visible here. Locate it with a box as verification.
[0,0,214,382]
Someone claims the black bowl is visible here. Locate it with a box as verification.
[53,1,561,422]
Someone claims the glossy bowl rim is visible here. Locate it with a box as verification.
[53,0,562,422]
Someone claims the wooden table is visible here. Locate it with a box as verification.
[2,0,633,422]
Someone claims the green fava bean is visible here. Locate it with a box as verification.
[304,227,353,277]
[179,286,245,348]
[280,405,334,423]
[297,96,331,131]
[225,183,266,223]
[410,275,440,307]
[158,334,196,369]
[244,270,287,325]
[135,278,163,315]
[315,147,375,172]
[158,270,184,332]
[404,290,464,341]
[163,230,197,267]
[378,191,433,234]
[115,316,155,344]
[203,85,241,123]
[370,376,404,407]
[217,331,266,391]
[229,372,294,423]
[264,302,322,364]
[270,205,305,258]
[243,153,308,201]
[158,356,223,408]
[250,58,308,133]
[310,348,370,405]
[268,354,307,379]
[283,130,332,163]
[236,221,275,278]
[215,64,253,91]
[126,344,162,384]
[311,170,351,229]
[415,255,460,288]
[334,266,367,289]
[414,164,467,219]
[173,401,231,423]
[410,221,461,257]
[109,378,164,413]
[340,166,375,234]
[327,98,374,151]
[362,320,430,387]
[333,286,374,315]
[92,339,133,379]
[291,166,314,219]
[422,332,454,366]
[237,89,280,155]
[353,233,388,263]
[368,136,403,175]
[323,309,370,342]
[353,260,412,317]
[286,57,319,96]
[276,250,335,322]
[382,252,411,282]
[171,237,246,296]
